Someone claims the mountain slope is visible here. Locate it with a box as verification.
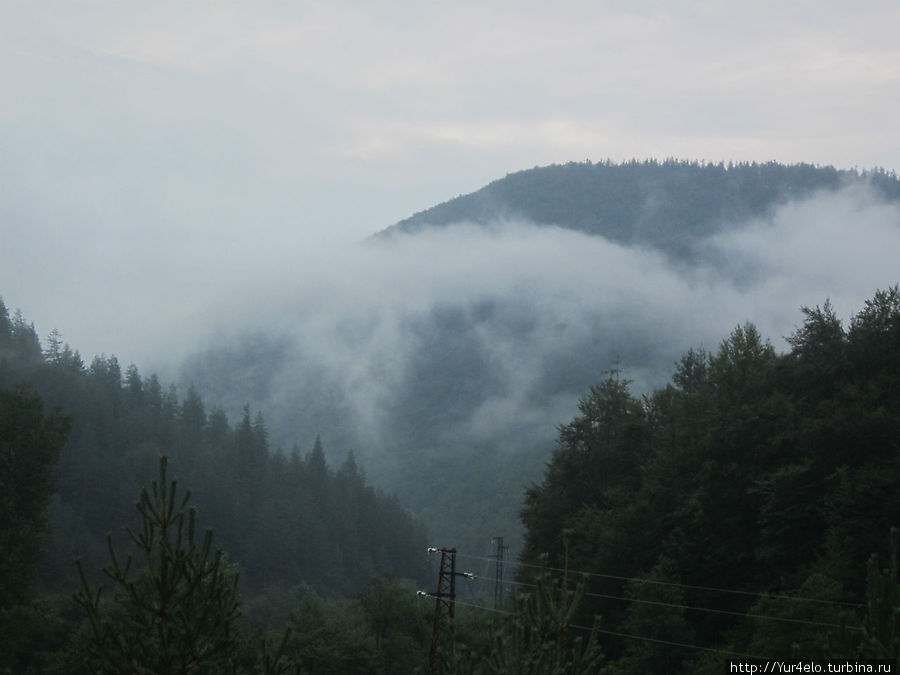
[181,159,900,556]
[381,159,900,259]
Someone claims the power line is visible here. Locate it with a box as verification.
[464,574,860,632]
[441,596,778,662]
[422,549,857,663]
[455,552,865,608]
[577,588,859,631]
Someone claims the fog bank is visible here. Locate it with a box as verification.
[171,185,899,472]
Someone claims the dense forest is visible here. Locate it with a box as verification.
[0,298,429,596]
[2,286,898,672]
[518,287,900,671]
[0,297,434,672]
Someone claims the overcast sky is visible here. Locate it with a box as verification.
[2,1,899,368]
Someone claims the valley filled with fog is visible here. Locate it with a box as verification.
[173,169,900,552]
[4,3,900,669]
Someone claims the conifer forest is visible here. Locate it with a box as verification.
[2,161,900,673]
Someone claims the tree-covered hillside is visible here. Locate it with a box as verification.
[0,297,429,600]
[2,288,898,672]
[382,159,900,259]
[519,287,900,671]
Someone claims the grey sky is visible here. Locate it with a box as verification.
[1,1,899,368]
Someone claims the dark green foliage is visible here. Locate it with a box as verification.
[0,595,83,675]
[0,301,429,598]
[356,574,431,672]
[383,160,900,262]
[5,270,900,671]
[0,386,71,609]
[9,309,43,363]
[455,557,604,675]
[614,558,695,674]
[74,455,241,673]
[520,287,900,670]
[281,586,384,673]
[859,529,900,666]
[0,295,434,668]
[520,369,653,602]
[251,627,295,675]
[0,299,10,351]
[237,577,432,674]
[0,298,432,670]
[822,529,900,670]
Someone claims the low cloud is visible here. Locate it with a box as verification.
[166,184,898,477]
[4,176,897,539]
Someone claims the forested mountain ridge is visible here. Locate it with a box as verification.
[380,159,900,259]
[0,297,429,601]
[182,159,900,559]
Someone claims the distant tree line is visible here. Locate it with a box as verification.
[0,295,438,671]
[387,159,900,261]
[0,295,428,587]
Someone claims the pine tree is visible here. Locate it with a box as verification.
[44,328,63,365]
[74,455,241,673]
[476,555,604,674]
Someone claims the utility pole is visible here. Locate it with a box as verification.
[422,547,473,675]
[490,536,509,607]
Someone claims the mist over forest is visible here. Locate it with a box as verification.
[3,159,900,672]
[176,161,900,553]
[4,1,900,669]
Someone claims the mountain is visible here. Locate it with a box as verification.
[380,159,900,260]
[6,159,898,670]
[180,159,900,556]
